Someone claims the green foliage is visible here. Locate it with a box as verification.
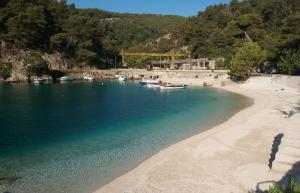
[277,50,300,75]
[215,58,227,69]
[25,52,49,77]
[229,41,266,80]
[1,0,299,72]
[50,33,67,52]
[268,178,300,193]
[0,0,185,68]
[0,60,12,80]
[125,56,153,68]
[6,4,49,48]
[170,0,300,73]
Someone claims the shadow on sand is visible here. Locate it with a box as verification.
[249,131,300,193]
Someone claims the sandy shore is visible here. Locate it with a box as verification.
[94,75,300,193]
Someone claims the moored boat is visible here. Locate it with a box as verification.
[60,76,74,82]
[145,84,160,88]
[139,79,160,85]
[33,78,46,85]
[59,76,74,81]
[118,75,127,81]
[83,75,94,81]
[160,83,187,89]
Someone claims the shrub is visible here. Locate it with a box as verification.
[25,52,49,77]
[0,61,12,80]
[277,50,300,75]
[26,63,49,77]
[229,41,266,81]
[268,178,300,193]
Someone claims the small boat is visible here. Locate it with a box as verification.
[203,82,213,87]
[33,78,46,85]
[160,83,187,89]
[145,84,160,88]
[60,76,73,82]
[83,75,94,81]
[139,79,160,85]
[118,75,127,81]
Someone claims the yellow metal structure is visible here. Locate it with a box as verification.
[120,50,186,69]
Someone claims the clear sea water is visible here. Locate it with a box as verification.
[0,81,251,193]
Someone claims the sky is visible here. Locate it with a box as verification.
[67,0,230,17]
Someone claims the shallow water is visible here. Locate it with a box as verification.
[0,81,251,193]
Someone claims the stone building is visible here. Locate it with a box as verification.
[178,58,216,70]
[151,58,223,70]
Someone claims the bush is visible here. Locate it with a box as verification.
[27,63,49,77]
[0,61,12,80]
[277,50,300,75]
[229,41,266,81]
[25,52,49,77]
[268,178,300,193]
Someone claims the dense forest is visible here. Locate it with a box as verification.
[0,0,299,80]
[0,0,185,70]
[134,0,300,76]
[174,0,300,75]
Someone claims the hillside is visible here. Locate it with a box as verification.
[183,0,300,73]
[1,0,299,81]
[0,0,186,69]
[175,0,299,60]
[135,0,300,74]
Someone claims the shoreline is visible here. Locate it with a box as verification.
[3,68,228,84]
[94,75,300,193]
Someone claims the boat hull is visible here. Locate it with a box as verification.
[160,86,185,89]
[83,76,94,81]
[118,77,127,81]
[139,80,160,85]
[33,78,46,85]
[60,76,74,82]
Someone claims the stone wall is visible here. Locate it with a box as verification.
[60,69,230,86]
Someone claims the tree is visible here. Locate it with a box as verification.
[25,52,49,77]
[6,5,48,48]
[76,40,97,62]
[50,33,67,52]
[229,41,266,80]
[0,61,12,80]
[0,0,186,69]
[50,33,67,67]
[277,50,300,75]
[1,0,299,71]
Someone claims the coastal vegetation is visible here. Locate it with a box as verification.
[25,52,50,77]
[268,178,300,193]
[0,60,12,80]
[172,0,299,71]
[0,0,299,81]
[277,50,300,75]
[137,0,299,78]
[0,0,185,70]
[229,41,266,80]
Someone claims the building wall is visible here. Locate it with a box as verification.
[178,59,216,70]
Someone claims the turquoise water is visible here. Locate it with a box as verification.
[0,81,251,193]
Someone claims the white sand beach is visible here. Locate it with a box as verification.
[94,75,300,193]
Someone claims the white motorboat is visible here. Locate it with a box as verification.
[139,79,160,85]
[145,84,160,88]
[33,78,46,85]
[160,83,187,89]
[60,76,74,82]
[83,75,94,81]
[118,75,127,81]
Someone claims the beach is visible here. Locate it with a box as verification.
[94,75,300,193]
